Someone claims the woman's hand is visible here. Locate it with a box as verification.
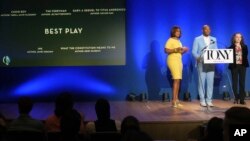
[180,47,189,53]
[165,47,188,54]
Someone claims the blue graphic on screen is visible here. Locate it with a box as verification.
[14,69,115,96]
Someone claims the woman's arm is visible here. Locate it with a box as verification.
[164,47,182,54]
[245,45,248,56]
[180,47,189,54]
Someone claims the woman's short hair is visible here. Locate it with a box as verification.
[170,26,181,38]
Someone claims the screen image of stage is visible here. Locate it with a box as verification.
[0,0,126,66]
[1,1,250,141]
[0,0,250,103]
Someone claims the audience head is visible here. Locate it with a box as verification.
[121,115,140,135]
[121,130,152,141]
[54,92,74,117]
[0,112,6,131]
[95,98,110,121]
[223,107,250,141]
[18,96,33,115]
[204,117,223,141]
[0,112,5,122]
[60,109,81,138]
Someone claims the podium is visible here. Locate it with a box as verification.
[201,49,234,100]
[203,49,233,64]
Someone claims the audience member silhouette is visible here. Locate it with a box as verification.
[86,98,121,133]
[8,96,44,132]
[45,92,85,133]
[121,115,152,141]
[120,115,140,135]
[0,112,6,141]
[0,113,6,131]
[223,107,250,141]
[60,109,82,141]
[121,130,153,141]
[201,117,223,141]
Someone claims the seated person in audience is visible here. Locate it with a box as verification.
[8,96,45,132]
[86,98,121,133]
[45,92,85,133]
[121,130,152,141]
[60,109,82,141]
[0,112,7,132]
[120,115,140,135]
[200,117,223,141]
[121,115,152,141]
[223,107,250,141]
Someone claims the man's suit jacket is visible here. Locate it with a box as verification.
[192,35,218,71]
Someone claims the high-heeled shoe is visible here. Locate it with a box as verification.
[172,101,178,108]
[176,100,183,107]
[240,100,246,105]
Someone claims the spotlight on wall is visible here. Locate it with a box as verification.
[126,92,136,101]
[183,92,191,101]
[162,92,170,102]
[222,91,230,101]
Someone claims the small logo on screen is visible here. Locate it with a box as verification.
[2,56,11,66]
[230,124,250,141]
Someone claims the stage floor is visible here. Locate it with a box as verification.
[1,99,249,122]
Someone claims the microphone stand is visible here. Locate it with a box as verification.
[196,41,215,112]
[215,41,235,101]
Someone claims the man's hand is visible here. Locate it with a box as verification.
[196,57,201,63]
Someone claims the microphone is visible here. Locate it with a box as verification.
[201,39,215,52]
[209,39,229,48]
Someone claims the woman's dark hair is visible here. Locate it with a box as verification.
[60,109,81,135]
[225,107,250,124]
[121,116,140,135]
[231,33,245,46]
[18,96,33,114]
[170,26,181,38]
[54,92,74,117]
[205,117,223,141]
[95,98,110,120]
[0,113,5,120]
